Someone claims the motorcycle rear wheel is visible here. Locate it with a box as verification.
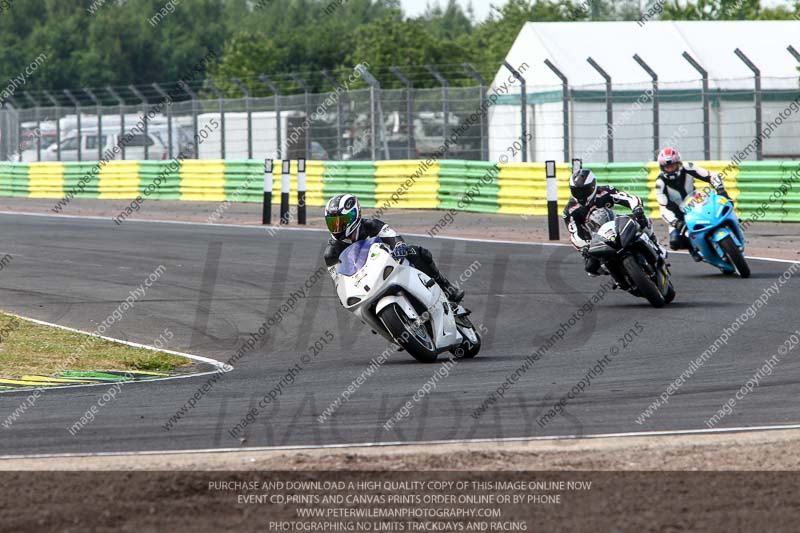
[379,304,439,363]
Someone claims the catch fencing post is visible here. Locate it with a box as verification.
[63,89,82,161]
[682,52,711,160]
[280,159,290,225]
[231,77,253,160]
[129,85,149,160]
[503,61,528,162]
[263,159,273,225]
[0,102,9,161]
[633,54,659,157]
[390,66,415,160]
[260,75,282,160]
[356,64,383,160]
[43,90,61,161]
[23,92,41,161]
[425,65,450,153]
[106,86,126,160]
[206,79,225,159]
[297,158,307,225]
[546,160,560,241]
[83,88,103,161]
[321,70,346,160]
[290,73,312,157]
[463,63,489,161]
[734,49,762,161]
[4,97,20,162]
[544,59,570,163]
[179,81,199,158]
[587,57,613,163]
[152,83,174,159]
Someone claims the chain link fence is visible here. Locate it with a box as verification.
[1,75,797,164]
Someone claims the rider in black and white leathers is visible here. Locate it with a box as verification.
[563,170,660,276]
[654,147,730,253]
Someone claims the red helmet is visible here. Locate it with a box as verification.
[658,147,683,179]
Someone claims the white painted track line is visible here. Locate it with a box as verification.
[3,422,800,460]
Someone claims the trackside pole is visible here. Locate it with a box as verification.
[262,159,273,225]
[297,158,307,225]
[546,160,560,241]
[280,160,291,225]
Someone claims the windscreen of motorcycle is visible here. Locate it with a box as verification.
[597,220,617,242]
[586,207,615,233]
[336,237,384,276]
[682,191,711,213]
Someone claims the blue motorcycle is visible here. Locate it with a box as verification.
[682,190,750,278]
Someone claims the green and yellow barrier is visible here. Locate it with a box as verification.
[438,160,500,213]
[1,159,797,223]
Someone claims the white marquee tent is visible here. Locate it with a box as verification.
[489,21,800,163]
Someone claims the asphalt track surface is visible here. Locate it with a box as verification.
[0,212,798,456]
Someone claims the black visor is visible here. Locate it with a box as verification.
[571,183,595,204]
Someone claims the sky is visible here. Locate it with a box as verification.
[399,0,793,21]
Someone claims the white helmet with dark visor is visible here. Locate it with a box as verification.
[325,194,362,241]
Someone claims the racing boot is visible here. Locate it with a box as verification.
[436,275,465,304]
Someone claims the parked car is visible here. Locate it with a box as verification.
[43,129,168,162]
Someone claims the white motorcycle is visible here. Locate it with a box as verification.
[335,237,481,363]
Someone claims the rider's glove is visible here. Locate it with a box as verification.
[632,206,648,228]
[581,245,591,259]
[719,188,732,201]
[673,220,686,234]
[392,243,408,260]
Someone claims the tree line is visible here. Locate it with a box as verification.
[0,0,797,103]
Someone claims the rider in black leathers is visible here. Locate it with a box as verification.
[563,169,660,275]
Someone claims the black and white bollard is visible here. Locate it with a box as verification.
[280,159,291,225]
[546,160,560,241]
[262,159,273,225]
[297,158,307,225]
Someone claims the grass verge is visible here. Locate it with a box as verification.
[0,312,190,379]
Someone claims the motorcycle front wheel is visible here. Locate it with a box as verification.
[719,236,751,278]
[379,304,439,363]
[664,281,676,304]
[623,255,666,308]
[451,314,481,359]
